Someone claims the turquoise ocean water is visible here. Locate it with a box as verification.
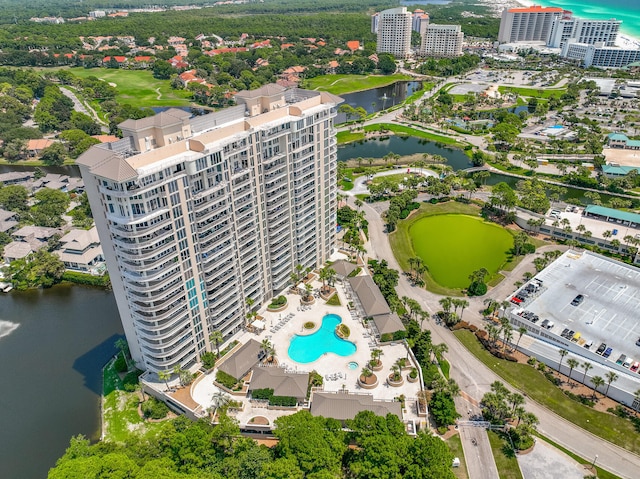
[528,0,640,39]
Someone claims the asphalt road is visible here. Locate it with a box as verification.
[458,425,499,479]
[345,194,640,479]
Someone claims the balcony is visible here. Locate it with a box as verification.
[132,301,188,325]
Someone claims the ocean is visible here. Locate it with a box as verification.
[528,0,640,40]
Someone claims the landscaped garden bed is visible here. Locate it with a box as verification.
[357,368,378,389]
[267,295,288,312]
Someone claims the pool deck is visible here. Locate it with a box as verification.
[190,272,424,427]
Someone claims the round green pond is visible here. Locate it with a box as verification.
[409,214,514,289]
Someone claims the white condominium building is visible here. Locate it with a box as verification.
[77,84,342,373]
[376,7,413,58]
[420,24,464,57]
[562,41,640,68]
[548,15,620,48]
[498,5,563,43]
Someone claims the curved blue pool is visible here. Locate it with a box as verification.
[288,314,356,363]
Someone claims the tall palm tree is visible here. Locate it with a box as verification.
[509,392,525,416]
[515,326,527,351]
[432,343,448,362]
[558,349,568,378]
[458,299,469,321]
[261,338,272,357]
[209,330,223,357]
[591,376,605,399]
[566,358,579,385]
[604,371,619,398]
[158,370,171,391]
[581,361,593,385]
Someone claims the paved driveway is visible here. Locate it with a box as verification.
[518,438,587,479]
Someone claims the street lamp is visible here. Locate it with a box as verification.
[591,454,598,470]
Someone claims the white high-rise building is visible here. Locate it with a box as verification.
[420,24,464,57]
[548,15,620,49]
[498,5,564,43]
[77,84,342,373]
[562,41,640,68]
[376,7,413,58]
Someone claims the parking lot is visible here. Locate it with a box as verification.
[513,251,640,374]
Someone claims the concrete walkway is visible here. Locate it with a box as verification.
[518,438,587,479]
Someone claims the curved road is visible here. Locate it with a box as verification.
[344,194,640,479]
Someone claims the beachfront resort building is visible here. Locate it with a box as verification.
[562,41,640,68]
[374,7,413,58]
[547,14,621,49]
[420,24,464,57]
[498,5,563,44]
[77,84,342,373]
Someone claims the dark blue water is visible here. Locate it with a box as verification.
[0,286,122,478]
[338,136,472,170]
[337,81,422,123]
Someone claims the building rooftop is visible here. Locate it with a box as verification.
[310,391,402,421]
[331,260,358,278]
[347,275,391,317]
[217,339,264,380]
[584,205,640,226]
[507,5,564,13]
[248,366,309,399]
[516,250,640,366]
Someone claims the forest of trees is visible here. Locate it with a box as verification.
[48,411,456,479]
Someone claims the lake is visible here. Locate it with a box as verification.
[336,81,422,123]
[338,136,632,206]
[0,285,122,478]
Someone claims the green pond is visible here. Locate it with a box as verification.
[410,215,514,289]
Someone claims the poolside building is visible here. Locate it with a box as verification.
[77,84,342,374]
[310,390,403,421]
[347,275,405,337]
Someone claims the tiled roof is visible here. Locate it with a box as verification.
[310,391,402,421]
[347,275,391,317]
[218,339,263,380]
[249,367,309,399]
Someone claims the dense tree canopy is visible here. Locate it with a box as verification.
[48,411,456,478]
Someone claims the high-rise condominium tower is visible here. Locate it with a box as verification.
[376,7,413,58]
[77,85,341,373]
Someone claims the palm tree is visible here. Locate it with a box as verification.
[431,343,448,362]
[370,348,383,368]
[209,330,223,357]
[209,391,230,421]
[447,378,460,397]
[558,349,568,379]
[515,326,527,351]
[509,392,525,416]
[604,371,619,398]
[566,358,579,385]
[581,361,593,385]
[458,299,469,321]
[261,338,272,358]
[591,375,605,399]
[158,370,171,391]
[360,367,373,383]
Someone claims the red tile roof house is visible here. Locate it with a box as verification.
[26,139,54,157]
[346,40,361,52]
[133,55,153,68]
[102,56,127,66]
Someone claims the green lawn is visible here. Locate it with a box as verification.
[497,86,565,99]
[487,431,523,479]
[390,202,482,296]
[454,330,640,455]
[65,67,192,108]
[364,123,462,146]
[337,130,365,144]
[102,359,167,443]
[446,434,469,479]
[303,73,412,95]
[410,214,513,289]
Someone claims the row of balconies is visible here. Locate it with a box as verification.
[142,337,195,370]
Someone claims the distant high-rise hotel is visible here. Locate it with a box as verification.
[412,9,430,36]
[374,7,413,58]
[547,14,620,49]
[77,85,341,373]
[498,5,564,43]
[420,24,464,57]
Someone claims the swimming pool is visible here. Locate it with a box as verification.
[288,314,356,363]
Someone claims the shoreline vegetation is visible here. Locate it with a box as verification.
[302,73,413,95]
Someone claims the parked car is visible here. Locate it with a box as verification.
[616,354,627,365]
[596,343,607,355]
[571,294,585,306]
[631,362,640,372]
[624,357,633,368]
[603,347,613,359]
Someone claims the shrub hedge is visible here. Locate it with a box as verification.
[62,271,110,287]
[216,370,238,390]
[141,397,170,420]
[251,387,297,406]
